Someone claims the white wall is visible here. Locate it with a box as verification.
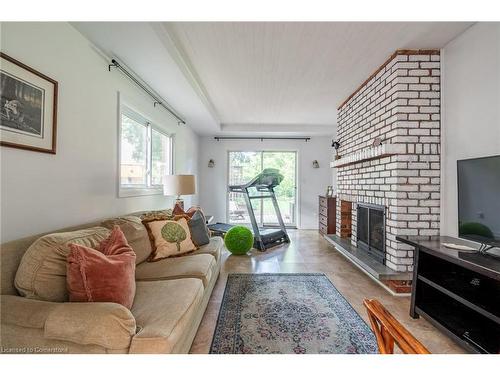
[198,136,334,229]
[0,22,199,242]
[441,22,500,237]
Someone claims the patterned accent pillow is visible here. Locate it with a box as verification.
[143,215,197,261]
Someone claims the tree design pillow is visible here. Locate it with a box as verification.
[143,216,197,261]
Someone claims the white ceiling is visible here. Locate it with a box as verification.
[73,22,473,136]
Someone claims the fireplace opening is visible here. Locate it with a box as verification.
[357,203,385,264]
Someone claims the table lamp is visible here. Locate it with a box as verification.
[163,174,196,210]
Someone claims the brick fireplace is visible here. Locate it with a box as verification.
[330,49,441,279]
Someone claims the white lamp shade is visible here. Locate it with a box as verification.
[163,175,196,196]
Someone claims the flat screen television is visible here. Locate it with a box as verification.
[457,155,500,251]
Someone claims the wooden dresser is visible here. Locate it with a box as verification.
[319,196,336,235]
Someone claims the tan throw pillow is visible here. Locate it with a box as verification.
[101,216,152,264]
[143,216,197,261]
[14,227,110,302]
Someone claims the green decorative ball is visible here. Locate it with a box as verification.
[224,226,254,255]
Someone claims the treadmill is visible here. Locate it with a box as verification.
[210,168,290,251]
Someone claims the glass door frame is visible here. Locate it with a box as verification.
[226,150,299,229]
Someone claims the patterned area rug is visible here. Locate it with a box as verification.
[210,273,377,354]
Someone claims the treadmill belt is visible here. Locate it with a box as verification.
[208,223,283,236]
[207,222,235,234]
[208,222,289,251]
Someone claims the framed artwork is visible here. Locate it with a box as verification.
[0,52,58,154]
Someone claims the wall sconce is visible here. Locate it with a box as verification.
[312,160,320,168]
[332,140,341,160]
[208,159,215,168]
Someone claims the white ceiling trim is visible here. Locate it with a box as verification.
[151,22,222,130]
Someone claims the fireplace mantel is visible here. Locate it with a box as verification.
[330,143,406,168]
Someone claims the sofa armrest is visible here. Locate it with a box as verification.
[1,295,136,350]
[44,301,136,350]
[1,295,59,329]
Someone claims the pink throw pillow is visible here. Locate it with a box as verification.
[67,226,136,309]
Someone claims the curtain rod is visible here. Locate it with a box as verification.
[214,136,311,142]
[108,58,186,125]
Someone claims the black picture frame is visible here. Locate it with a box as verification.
[0,52,58,154]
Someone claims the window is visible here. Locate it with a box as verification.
[227,151,297,227]
[119,105,173,196]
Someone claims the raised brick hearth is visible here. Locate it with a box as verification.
[332,49,441,274]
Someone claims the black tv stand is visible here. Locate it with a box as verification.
[478,243,500,257]
[397,235,500,354]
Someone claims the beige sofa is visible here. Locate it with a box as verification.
[0,213,223,354]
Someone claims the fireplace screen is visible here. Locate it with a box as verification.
[357,204,385,264]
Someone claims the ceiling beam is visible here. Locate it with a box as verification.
[150,22,222,130]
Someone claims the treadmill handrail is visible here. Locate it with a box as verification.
[228,169,283,191]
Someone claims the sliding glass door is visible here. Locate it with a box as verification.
[227,151,297,227]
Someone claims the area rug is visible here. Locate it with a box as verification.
[210,273,377,354]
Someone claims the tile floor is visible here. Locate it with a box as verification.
[190,230,465,353]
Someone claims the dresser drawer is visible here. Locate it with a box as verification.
[319,214,328,226]
[319,195,336,235]
[319,196,328,208]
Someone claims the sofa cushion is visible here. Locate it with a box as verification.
[135,253,216,287]
[129,279,204,353]
[67,226,136,309]
[14,227,110,302]
[195,236,223,261]
[101,216,152,264]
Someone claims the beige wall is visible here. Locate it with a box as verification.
[0,22,199,242]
